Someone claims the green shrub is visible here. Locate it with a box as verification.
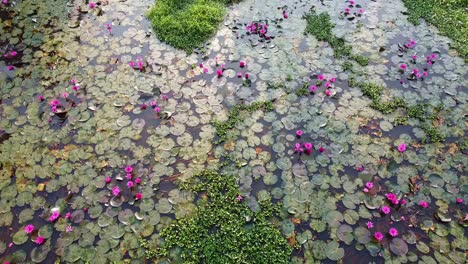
[147,0,227,51]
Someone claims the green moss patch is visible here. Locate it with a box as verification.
[402,0,468,60]
[142,170,292,263]
[147,0,237,52]
[304,10,369,66]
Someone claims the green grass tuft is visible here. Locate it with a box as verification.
[402,0,467,61]
[147,0,237,52]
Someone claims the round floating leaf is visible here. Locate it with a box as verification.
[325,211,343,227]
[326,241,344,261]
[97,213,113,227]
[337,224,354,244]
[311,240,327,260]
[38,225,53,239]
[71,210,85,223]
[118,209,134,225]
[390,238,408,256]
[31,244,50,263]
[354,227,371,244]
[12,230,28,245]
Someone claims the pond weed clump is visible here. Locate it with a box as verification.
[147,0,240,52]
[140,170,292,263]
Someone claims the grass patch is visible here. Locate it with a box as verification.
[140,170,292,263]
[348,78,445,143]
[304,9,369,66]
[402,0,468,60]
[147,0,238,52]
[212,100,274,143]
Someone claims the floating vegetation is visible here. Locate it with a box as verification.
[0,0,466,263]
[147,170,292,263]
[304,9,369,66]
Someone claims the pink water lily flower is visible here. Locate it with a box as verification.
[105,177,111,183]
[318,147,325,153]
[381,206,391,214]
[236,195,243,202]
[216,69,223,77]
[283,12,289,19]
[296,130,303,137]
[344,8,350,14]
[329,77,336,83]
[112,186,120,196]
[388,227,398,237]
[400,64,407,70]
[309,85,317,92]
[89,2,96,8]
[135,178,141,184]
[317,74,325,81]
[35,236,45,245]
[397,143,407,152]
[66,226,73,232]
[374,232,383,241]
[125,173,132,180]
[38,95,44,102]
[325,90,331,96]
[456,197,463,204]
[325,82,331,88]
[239,61,246,67]
[125,165,133,173]
[294,143,301,152]
[365,182,373,189]
[366,221,373,229]
[154,107,161,113]
[65,212,71,219]
[24,224,35,234]
[127,181,134,188]
[135,193,143,200]
[49,211,60,222]
[419,200,428,208]
[10,51,17,56]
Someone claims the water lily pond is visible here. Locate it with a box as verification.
[0,0,467,263]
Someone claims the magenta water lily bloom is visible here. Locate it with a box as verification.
[398,143,407,152]
[388,228,398,237]
[49,211,60,222]
[419,200,428,208]
[380,206,391,214]
[35,236,45,245]
[24,224,34,234]
[374,232,383,241]
[125,165,133,173]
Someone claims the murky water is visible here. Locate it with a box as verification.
[0,0,466,263]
